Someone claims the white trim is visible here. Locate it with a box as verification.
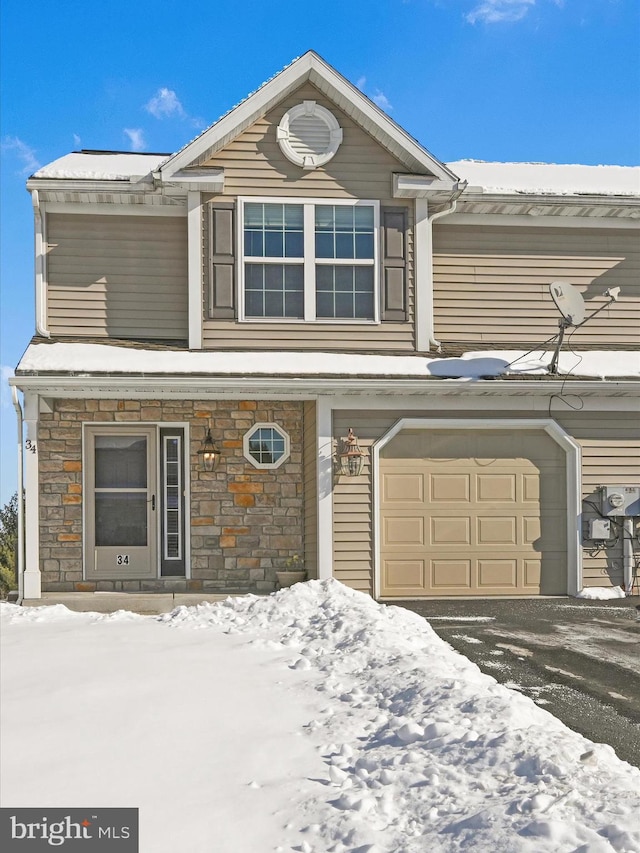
[23,393,41,598]
[33,194,49,338]
[316,397,334,579]
[243,423,290,469]
[371,418,582,599]
[188,192,203,349]
[446,213,640,229]
[414,199,430,352]
[394,174,459,198]
[160,52,457,182]
[237,197,380,324]
[43,202,187,216]
[11,376,640,407]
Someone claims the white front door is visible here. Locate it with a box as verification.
[85,426,157,579]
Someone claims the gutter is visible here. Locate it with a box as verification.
[425,182,467,351]
[11,386,25,604]
[32,190,50,338]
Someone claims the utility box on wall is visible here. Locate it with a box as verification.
[600,486,640,517]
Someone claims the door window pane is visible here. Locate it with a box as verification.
[95,494,147,547]
[95,436,147,489]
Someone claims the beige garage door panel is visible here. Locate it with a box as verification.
[380,430,566,597]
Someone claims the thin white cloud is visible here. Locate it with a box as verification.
[466,0,536,24]
[145,87,186,120]
[1,136,40,175]
[123,128,146,152]
[72,133,82,149]
[355,76,393,111]
[1,366,15,410]
[372,90,393,111]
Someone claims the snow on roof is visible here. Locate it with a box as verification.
[448,160,640,197]
[32,151,169,181]
[15,343,640,380]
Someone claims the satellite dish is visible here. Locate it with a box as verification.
[549,281,586,326]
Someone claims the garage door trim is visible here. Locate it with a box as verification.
[372,418,581,599]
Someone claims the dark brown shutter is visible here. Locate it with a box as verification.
[209,203,236,319]
[381,206,408,322]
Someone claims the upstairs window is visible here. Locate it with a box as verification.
[239,198,379,322]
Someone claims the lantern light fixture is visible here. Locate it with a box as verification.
[339,427,366,477]
[198,427,221,472]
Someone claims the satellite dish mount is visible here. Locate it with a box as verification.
[548,282,620,374]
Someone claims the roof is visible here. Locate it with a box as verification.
[448,160,640,198]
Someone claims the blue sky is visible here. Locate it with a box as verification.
[1,0,639,504]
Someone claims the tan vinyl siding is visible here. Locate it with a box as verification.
[47,214,188,339]
[332,409,640,595]
[200,82,415,351]
[303,401,318,579]
[433,225,640,345]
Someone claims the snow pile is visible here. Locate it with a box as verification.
[15,342,640,379]
[575,586,627,600]
[447,160,640,197]
[3,581,640,853]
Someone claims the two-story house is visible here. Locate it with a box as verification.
[10,52,640,605]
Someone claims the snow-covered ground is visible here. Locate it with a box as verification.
[2,580,639,853]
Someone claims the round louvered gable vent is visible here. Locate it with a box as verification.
[277,101,343,170]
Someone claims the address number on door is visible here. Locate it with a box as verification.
[116,555,130,565]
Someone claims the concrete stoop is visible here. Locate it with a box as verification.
[21,592,249,615]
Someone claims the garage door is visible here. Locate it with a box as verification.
[379,429,567,597]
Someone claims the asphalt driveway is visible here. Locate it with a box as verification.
[395,596,640,768]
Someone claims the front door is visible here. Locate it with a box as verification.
[85,426,157,579]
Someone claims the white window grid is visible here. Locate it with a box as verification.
[237,196,380,324]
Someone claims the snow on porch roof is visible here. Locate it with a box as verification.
[14,342,640,381]
[449,160,640,198]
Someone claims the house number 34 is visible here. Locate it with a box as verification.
[116,555,130,565]
[25,439,37,454]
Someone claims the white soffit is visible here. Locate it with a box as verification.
[160,51,458,182]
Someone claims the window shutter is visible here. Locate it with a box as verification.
[381,207,407,322]
[209,203,236,319]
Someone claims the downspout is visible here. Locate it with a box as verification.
[32,190,50,338]
[622,517,634,594]
[425,181,467,351]
[11,386,25,604]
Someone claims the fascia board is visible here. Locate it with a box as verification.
[26,178,152,194]
[160,52,456,182]
[446,212,640,229]
[10,375,639,399]
[461,190,640,207]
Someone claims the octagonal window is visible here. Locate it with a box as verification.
[243,423,290,469]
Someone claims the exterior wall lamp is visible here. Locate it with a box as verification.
[198,427,221,471]
[338,427,366,477]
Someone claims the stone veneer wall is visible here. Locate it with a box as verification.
[38,399,305,593]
